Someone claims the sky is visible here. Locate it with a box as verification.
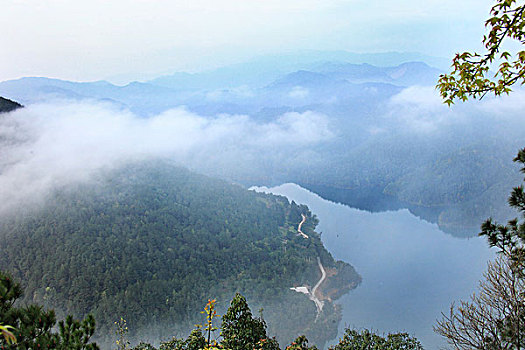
[1,0,492,83]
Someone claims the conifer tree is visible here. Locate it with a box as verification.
[329,329,423,350]
[221,293,278,350]
[0,271,99,350]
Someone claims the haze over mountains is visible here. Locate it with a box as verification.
[1,52,522,236]
[1,51,524,348]
[0,55,442,116]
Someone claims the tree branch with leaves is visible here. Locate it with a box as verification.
[435,2,525,349]
[437,0,525,105]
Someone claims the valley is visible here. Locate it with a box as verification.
[3,0,525,348]
[1,58,522,237]
[0,52,522,349]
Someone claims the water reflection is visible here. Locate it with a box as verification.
[253,183,495,350]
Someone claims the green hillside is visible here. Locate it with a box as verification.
[0,160,359,348]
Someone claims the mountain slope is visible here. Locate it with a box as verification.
[0,96,22,113]
[0,160,359,347]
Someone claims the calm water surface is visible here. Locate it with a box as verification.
[253,183,495,350]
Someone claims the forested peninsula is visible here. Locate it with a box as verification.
[0,160,360,348]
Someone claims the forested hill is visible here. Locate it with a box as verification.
[0,160,360,348]
[0,96,22,113]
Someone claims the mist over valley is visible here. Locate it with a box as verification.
[1,56,523,235]
[0,51,523,349]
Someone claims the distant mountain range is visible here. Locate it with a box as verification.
[1,56,522,237]
[142,50,449,89]
[0,60,441,116]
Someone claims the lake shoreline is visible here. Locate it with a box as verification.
[252,183,495,350]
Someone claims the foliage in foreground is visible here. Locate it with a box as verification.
[124,293,422,350]
[437,0,525,104]
[0,271,98,350]
[330,329,423,350]
[434,149,525,349]
[0,270,422,350]
[435,256,525,350]
[436,1,525,348]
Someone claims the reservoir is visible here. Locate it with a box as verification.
[253,183,495,349]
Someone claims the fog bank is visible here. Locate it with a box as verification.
[0,101,332,215]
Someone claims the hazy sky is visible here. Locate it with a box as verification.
[1,0,491,82]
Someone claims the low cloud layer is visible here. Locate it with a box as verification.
[383,86,525,133]
[3,84,525,218]
[0,101,333,215]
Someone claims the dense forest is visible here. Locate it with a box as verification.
[0,160,360,348]
[0,272,417,350]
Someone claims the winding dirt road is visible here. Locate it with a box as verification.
[297,214,309,239]
[311,257,326,315]
[290,214,327,318]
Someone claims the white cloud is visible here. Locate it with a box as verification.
[474,89,525,120]
[383,86,525,134]
[256,111,333,145]
[385,86,457,132]
[288,86,310,99]
[0,101,333,214]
